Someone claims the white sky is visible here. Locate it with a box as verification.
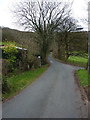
[0,0,88,31]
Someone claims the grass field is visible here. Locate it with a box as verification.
[3,65,48,100]
[76,69,90,87]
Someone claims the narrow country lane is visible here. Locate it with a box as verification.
[3,56,88,118]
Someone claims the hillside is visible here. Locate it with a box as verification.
[2,27,88,55]
[2,27,39,55]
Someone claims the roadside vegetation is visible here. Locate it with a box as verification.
[1,41,46,100]
[67,54,89,87]
[76,69,89,86]
[76,69,90,100]
[3,65,48,101]
[68,56,87,64]
[67,55,88,67]
[54,52,88,68]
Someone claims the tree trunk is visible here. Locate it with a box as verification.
[40,45,47,65]
[41,52,47,65]
[58,47,60,59]
[64,32,69,60]
[65,43,69,60]
[58,47,63,60]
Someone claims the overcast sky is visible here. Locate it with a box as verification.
[0,0,88,31]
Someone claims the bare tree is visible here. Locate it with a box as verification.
[13,0,71,64]
[55,17,77,60]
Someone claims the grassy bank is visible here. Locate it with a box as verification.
[76,69,90,87]
[67,56,88,67]
[3,65,48,101]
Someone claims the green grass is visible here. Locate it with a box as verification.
[0,41,16,46]
[68,55,89,87]
[71,51,88,58]
[3,65,48,100]
[68,56,88,63]
[67,56,88,67]
[76,69,90,86]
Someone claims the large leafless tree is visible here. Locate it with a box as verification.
[14,0,72,64]
[56,17,77,60]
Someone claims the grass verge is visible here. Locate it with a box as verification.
[76,69,90,101]
[3,65,48,101]
[67,56,88,67]
[76,69,90,87]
